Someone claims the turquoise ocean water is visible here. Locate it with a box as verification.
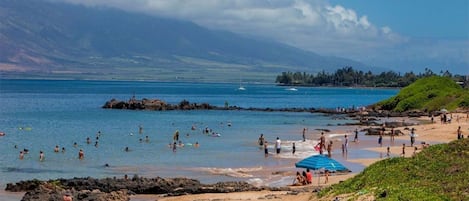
[0,79,398,188]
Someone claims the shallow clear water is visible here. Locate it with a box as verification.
[0,79,398,187]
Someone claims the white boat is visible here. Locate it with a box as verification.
[286,87,298,91]
[238,86,246,91]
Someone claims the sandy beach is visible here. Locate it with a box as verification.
[130,113,468,201]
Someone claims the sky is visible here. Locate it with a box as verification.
[60,0,468,74]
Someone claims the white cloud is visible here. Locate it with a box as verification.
[57,0,467,73]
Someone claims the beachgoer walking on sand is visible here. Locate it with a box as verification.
[344,135,349,153]
[401,144,406,157]
[457,126,462,139]
[78,149,84,160]
[386,146,390,157]
[390,127,395,142]
[324,170,329,184]
[264,141,268,157]
[378,133,383,147]
[275,137,281,154]
[353,129,359,142]
[302,128,307,142]
[410,128,416,147]
[319,132,326,150]
[258,134,265,146]
[327,141,333,158]
[292,142,296,155]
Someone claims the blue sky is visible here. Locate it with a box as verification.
[61,0,468,74]
[330,0,469,39]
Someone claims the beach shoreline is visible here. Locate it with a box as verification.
[132,113,468,201]
[3,113,468,201]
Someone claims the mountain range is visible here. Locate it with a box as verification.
[0,0,372,82]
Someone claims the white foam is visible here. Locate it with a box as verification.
[270,139,320,159]
[246,178,264,187]
[195,166,263,178]
[328,133,350,138]
[265,176,295,187]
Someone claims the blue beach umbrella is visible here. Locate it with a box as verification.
[295,155,348,172]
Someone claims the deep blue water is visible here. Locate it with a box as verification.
[0,79,398,187]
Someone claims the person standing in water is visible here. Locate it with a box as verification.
[353,129,359,142]
[173,130,180,142]
[275,137,281,154]
[343,135,349,153]
[302,128,307,142]
[264,141,269,157]
[39,151,45,161]
[78,149,84,160]
[19,151,24,160]
[139,125,143,134]
[258,134,265,146]
[292,142,296,155]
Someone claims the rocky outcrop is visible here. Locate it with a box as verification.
[21,184,130,201]
[6,176,279,201]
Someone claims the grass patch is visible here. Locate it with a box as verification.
[375,76,469,112]
[318,139,469,200]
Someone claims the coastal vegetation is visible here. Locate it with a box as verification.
[373,76,469,112]
[319,139,469,200]
[275,67,468,88]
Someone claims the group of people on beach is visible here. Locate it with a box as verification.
[257,134,283,157]
[293,169,313,186]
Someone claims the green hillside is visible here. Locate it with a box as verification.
[374,76,469,112]
[319,139,469,200]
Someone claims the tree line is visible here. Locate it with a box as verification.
[275,67,468,88]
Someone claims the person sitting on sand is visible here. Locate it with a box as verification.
[293,171,305,186]
[306,169,312,184]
